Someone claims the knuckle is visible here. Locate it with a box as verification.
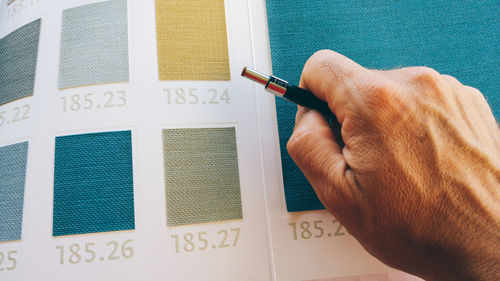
[464,85,484,98]
[464,86,489,107]
[359,76,397,105]
[408,66,443,88]
[355,74,408,123]
[441,74,461,86]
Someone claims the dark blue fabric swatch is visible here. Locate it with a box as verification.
[266,0,499,212]
[53,131,135,236]
[0,141,28,242]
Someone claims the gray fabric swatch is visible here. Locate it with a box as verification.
[58,0,129,89]
[163,127,242,226]
[0,19,40,105]
[0,141,28,242]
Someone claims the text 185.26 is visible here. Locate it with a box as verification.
[56,239,133,265]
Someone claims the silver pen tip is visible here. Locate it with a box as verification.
[241,66,270,86]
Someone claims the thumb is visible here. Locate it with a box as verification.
[287,109,353,211]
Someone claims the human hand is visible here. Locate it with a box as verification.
[287,50,500,281]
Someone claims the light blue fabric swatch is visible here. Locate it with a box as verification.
[0,19,40,105]
[58,0,129,89]
[53,131,135,236]
[266,0,500,212]
[0,141,28,242]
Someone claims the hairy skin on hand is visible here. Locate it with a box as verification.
[287,50,500,281]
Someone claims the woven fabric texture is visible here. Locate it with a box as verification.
[156,0,231,80]
[163,127,242,226]
[266,0,500,212]
[0,141,28,242]
[58,0,129,89]
[53,131,135,236]
[0,19,40,105]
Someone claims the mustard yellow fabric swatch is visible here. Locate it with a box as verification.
[155,0,231,80]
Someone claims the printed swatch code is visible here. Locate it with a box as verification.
[266,0,500,212]
[53,131,135,236]
[58,0,129,89]
[0,141,28,242]
[0,19,40,105]
[156,0,231,80]
[163,127,242,226]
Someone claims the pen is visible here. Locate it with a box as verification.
[241,66,344,146]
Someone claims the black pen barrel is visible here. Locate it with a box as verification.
[284,86,344,147]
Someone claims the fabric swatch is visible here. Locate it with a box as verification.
[163,127,242,226]
[155,0,231,80]
[53,131,135,236]
[0,19,40,105]
[266,0,500,212]
[58,0,129,89]
[0,141,28,242]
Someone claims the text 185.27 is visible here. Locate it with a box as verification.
[171,228,240,253]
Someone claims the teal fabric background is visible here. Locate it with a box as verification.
[0,141,28,242]
[0,19,40,105]
[58,0,129,89]
[53,131,135,236]
[266,0,500,212]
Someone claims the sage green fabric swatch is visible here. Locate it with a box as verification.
[58,0,129,89]
[0,19,40,105]
[163,127,242,226]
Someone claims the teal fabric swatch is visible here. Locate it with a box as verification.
[0,141,28,242]
[0,19,40,105]
[163,127,243,226]
[58,0,129,89]
[53,131,135,236]
[266,0,500,212]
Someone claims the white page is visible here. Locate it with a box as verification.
[0,0,420,280]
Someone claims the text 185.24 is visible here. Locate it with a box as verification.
[164,88,230,105]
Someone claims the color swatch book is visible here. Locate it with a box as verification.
[3,0,496,280]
